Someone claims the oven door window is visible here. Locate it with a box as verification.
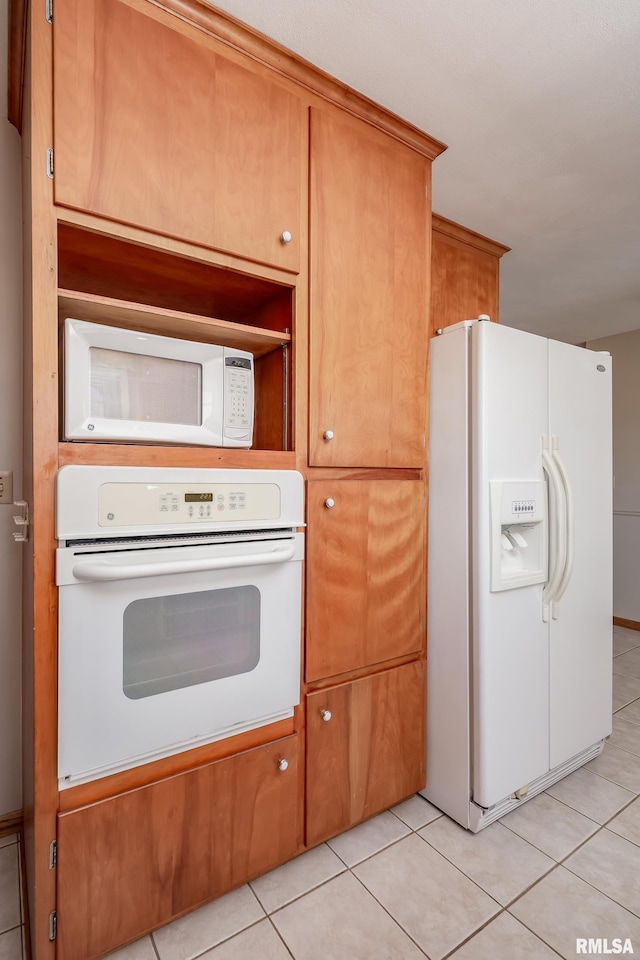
[122,585,260,700]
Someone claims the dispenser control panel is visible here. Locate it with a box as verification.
[490,480,548,592]
[511,500,536,515]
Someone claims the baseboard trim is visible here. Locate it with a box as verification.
[0,810,22,839]
[614,616,640,632]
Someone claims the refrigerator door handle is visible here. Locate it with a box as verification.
[551,440,574,618]
[542,437,567,621]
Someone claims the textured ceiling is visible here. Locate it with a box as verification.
[208,0,640,344]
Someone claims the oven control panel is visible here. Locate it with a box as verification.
[98,482,281,527]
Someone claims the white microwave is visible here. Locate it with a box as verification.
[64,318,254,447]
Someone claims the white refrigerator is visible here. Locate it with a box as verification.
[422,319,612,831]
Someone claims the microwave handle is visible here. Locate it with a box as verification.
[71,542,297,582]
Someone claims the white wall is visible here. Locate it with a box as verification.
[587,330,640,623]
[0,0,24,815]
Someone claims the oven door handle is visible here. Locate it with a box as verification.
[71,542,297,582]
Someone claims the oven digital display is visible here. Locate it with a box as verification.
[184,493,214,502]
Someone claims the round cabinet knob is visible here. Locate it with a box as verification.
[280,230,292,244]
[324,498,335,509]
[321,710,332,722]
[323,430,334,441]
[277,758,289,772]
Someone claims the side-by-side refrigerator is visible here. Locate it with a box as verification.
[421,318,612,831]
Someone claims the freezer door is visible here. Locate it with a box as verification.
[472,321,550,808]
[548,343,612,768]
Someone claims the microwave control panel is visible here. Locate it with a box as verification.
[223,355,254,441]
[98,482,281,527]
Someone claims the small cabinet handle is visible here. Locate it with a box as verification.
[323,429,334,441]
[324,498,335,509]
[277,758,289,772]
[321,710,332,722]
[280,230,292,244]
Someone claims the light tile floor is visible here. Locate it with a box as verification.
[2,625,640,960]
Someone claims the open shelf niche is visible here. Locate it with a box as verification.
[57,224,295,454]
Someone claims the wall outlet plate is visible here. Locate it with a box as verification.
[0,470,13,504]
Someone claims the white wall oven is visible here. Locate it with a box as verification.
[56,466,304,788]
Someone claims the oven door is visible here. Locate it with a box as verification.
[56,533,303,786]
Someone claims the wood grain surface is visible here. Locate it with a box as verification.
[53,0,302,271]
[20,5,59,959]
[57,736,301,960]
[430,216,510,336]
[306,661,426,846]
[309,108,429,467]
[57,224,294,326]
[306,479,426,681]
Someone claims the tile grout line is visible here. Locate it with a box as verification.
[153,916,269,960]
[418,829,561,916]
[439,899,566,960]
[265,914,297,960]
[149,929,161,960]
[500,809,640,931]
[346,866,432,959]
[346,819,506,959]
[149,785,639,960]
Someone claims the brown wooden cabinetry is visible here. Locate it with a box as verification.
[306,662,426,846]
[13,0,446,955]
[430,214,510,336]
[54,0,303,272]
[56,735,301,960]
[306,478,426,682]
[308,108,430,468]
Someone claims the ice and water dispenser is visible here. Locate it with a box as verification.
[490,481,548,591]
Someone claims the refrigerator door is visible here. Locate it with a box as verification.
[472,322,550,808]
[548,342,612,768]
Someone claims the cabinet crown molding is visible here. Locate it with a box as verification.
[9,0,448,160]
[432,213,511,258]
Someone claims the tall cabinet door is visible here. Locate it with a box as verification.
[306,479,426,682]
[548,342,612,768]
[54,0,302,272]
[309,108,429,467]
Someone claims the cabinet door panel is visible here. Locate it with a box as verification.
[54,0,302,272]
[430,233,500,336]
[56,736,300,960]
[306,479,425,682]
[306,662,425,846]
[309,108,429,466]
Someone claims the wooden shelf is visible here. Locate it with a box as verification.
[58,289,290,359]
[58,443,296,469]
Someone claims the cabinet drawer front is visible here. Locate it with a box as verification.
[56,735,301,960]
[309,108,429,466]
[306,662,426,846]
[306,479,426,681]
[54,0,302,273]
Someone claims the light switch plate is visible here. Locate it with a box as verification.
[0,470,13,504]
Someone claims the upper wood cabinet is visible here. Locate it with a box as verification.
[308,108,430,467]
[430,215,510,336]
[53,0,303,272]
[306,478,426,682]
